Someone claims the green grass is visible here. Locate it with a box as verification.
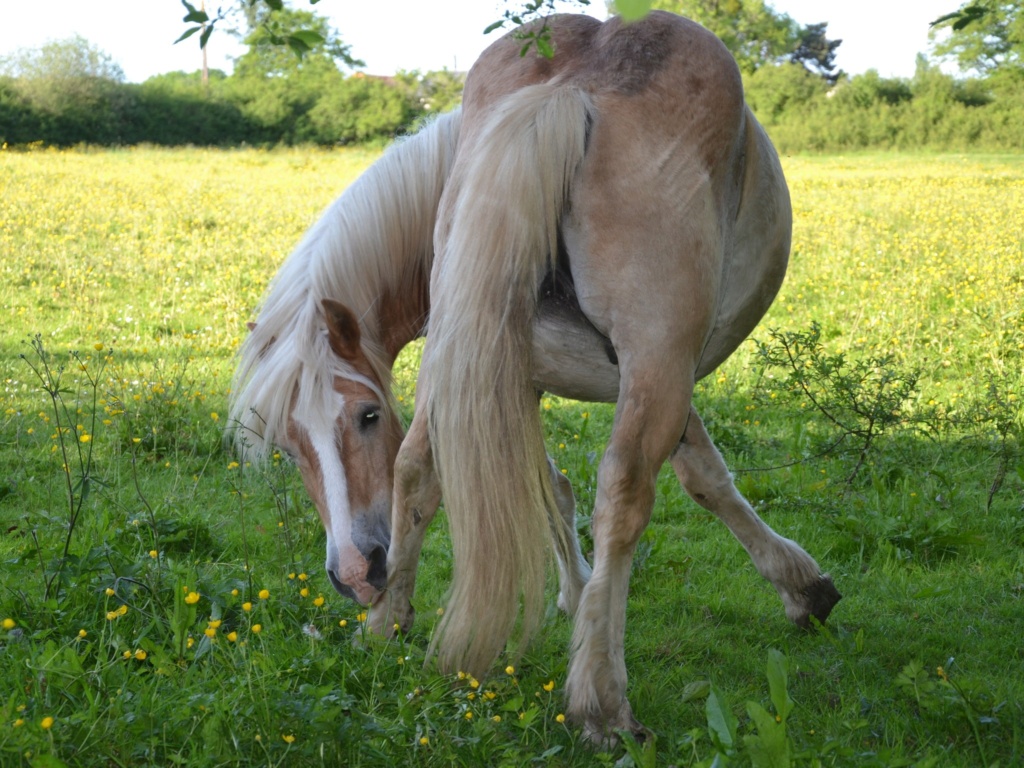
[1,146,1021,766]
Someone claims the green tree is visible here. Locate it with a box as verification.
[228,6,358,142]
[743,61,826,121]
[931,1,1024,87]
[306,75,417,143]
[649,0,801,74]
[233,5,362,76]
[0,36,130,144]
[790,21,843,84]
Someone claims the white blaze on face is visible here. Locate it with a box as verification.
[311,426,351,553]
[298,393,353,576]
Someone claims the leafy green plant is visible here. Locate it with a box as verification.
[19,336,110,603]
[754,321,921,483]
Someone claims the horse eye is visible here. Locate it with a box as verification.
[358,407,380,431]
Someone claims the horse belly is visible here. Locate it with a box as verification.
[531,297,619,402]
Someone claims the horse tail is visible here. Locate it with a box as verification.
[426,83,593,676]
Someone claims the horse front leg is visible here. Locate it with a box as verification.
[366,407,440,637]
[669,407,841,627]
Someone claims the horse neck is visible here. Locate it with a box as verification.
[316,110,461,367]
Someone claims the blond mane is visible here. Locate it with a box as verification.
[228,110,461,460]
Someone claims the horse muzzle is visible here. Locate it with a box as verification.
[327,542,388,605]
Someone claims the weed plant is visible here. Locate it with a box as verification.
[0,147,1022,766]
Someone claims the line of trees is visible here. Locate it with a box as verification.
[1,0,1022,151]
[656,0,1024,152]
[0,8,463,147]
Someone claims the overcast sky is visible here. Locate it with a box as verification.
[0,1,954,82]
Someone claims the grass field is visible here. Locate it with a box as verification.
[1,145,1022,767]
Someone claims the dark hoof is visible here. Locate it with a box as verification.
[799,573,842,629]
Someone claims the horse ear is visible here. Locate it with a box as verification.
[322,298,362,360]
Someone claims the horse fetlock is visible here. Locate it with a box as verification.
[365,595,414,637]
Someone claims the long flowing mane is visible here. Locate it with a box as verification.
[228,110,462,460]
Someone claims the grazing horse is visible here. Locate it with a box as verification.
[230,11,840,742]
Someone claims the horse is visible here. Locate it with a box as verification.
[230,11,841,742]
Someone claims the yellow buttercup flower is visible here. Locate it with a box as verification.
[40,717,54,730]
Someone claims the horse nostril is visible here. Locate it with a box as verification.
[365,545,387,591]
[327,568,358,602]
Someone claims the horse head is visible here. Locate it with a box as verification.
[276,299,403,606]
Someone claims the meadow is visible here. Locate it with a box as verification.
[0,145,1021,767]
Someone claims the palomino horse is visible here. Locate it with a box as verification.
[231,12,841,741]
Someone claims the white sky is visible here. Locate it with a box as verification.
[0,0,954,82]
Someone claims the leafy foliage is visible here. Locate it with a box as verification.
[930,0,1024,86]
[0,7,458,147]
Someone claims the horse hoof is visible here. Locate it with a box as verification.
[578,700,650,748]
[797,573,842,629]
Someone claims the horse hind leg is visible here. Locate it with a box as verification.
[548,456,592,616]
[365,407,441,638]
[669,407,841,627]
[565,361,695,744]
